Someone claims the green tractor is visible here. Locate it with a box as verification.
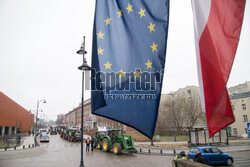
[96,129,137,155]
[94,130,107,150]
[68,128,81,142]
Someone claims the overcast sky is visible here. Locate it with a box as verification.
[0,0,249,121]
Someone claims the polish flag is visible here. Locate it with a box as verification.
[191,0,246,137]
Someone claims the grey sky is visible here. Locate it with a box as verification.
[0,0,249,121]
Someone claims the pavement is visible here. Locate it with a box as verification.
[0,135,36,152]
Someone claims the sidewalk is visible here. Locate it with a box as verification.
[0,135,36,152]
[134,140,250,155]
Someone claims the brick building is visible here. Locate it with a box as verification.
[60,99,136,132]
[65,99,97,129]
[0,91,34,137]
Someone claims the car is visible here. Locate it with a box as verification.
[40,132,50,142]
[187,146,233,166]
[50,127,57,135]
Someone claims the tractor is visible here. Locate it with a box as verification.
[93,130,107,149]
[97,129,137,155]
[68,128,81,142]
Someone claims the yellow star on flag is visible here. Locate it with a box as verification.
[97,31,104,39]
[150,42,158,52]
[134,69,141,78]
[138,8,146,18]
[148,22,155,32]
[105,17,111,26]
[126,4,133,13]
[145,60,152,69]
[98,47,104,55]
[117,10,122,18]
[118,69,126,78]
[104,61,112,70]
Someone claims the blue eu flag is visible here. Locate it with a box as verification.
[91,0,169,139]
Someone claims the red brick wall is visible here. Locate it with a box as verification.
[0,91,34,133]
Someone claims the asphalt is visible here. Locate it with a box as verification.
[1,134,250,154]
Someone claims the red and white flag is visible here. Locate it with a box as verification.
[191,0,246,137]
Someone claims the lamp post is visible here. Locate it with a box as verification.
[34,99,46,146]
[77,36,91,167]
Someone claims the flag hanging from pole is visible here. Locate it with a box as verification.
[91,0,169,139]
[191,0,246,137]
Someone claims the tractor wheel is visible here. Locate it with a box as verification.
[102,138,110,152]
[97,141,102,150]
[113,143,122,155]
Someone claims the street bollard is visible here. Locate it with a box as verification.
[4,148,7,151]
[140,148,142,152]
[32,144,34,147]
[174,136,176,142]
[29,144,30,148]
[23,145,25,149]
[173,149,176,154]
[148,149,150,154]
[14,146,16,150]
[160,149,163,154]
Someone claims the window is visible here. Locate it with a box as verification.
[188,89,191,95]
[245,128,248,134]
[242,104,246,110]
[190,148,199,153]
[233,128,238,135]
[243,115,248,122]
[211,148,221,153]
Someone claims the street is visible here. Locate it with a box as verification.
[1,134,250,167]
[0,134,174,167]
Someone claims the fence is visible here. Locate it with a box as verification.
[0,135,21,149]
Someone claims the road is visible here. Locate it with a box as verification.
[0,134,174,167]
[0,134,249,167]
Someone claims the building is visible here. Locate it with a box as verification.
[65,99,97,129]
[229,91,250,137]
[61,99,136,132]
[0,91,34,137]
[228,81,250,95]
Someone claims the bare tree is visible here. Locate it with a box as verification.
[156,88,205,136]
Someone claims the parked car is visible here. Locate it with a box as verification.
[187,146,233,166]
[40,132,49,142]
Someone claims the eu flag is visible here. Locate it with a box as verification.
[91,0,169,139]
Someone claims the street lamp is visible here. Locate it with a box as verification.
[34,99,46,146]
[77,36,91,167]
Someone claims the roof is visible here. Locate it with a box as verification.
[230,91,250,100]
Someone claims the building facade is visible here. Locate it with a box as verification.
[64,99,97,129]
[60,99,135,132]
[229,91,250,137]
[0,91,34,137]
[228,81,250,95]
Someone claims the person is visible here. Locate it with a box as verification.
[194,151,206,164]
[91,136,95,151]
[86,137,90,152]
[174,150,187,160]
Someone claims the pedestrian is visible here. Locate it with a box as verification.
[194,151,206,164]
[86,137,90,152]
[174,150,187,160]
[91,136,95,151]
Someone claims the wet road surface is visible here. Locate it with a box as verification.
[0,134,174,167]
